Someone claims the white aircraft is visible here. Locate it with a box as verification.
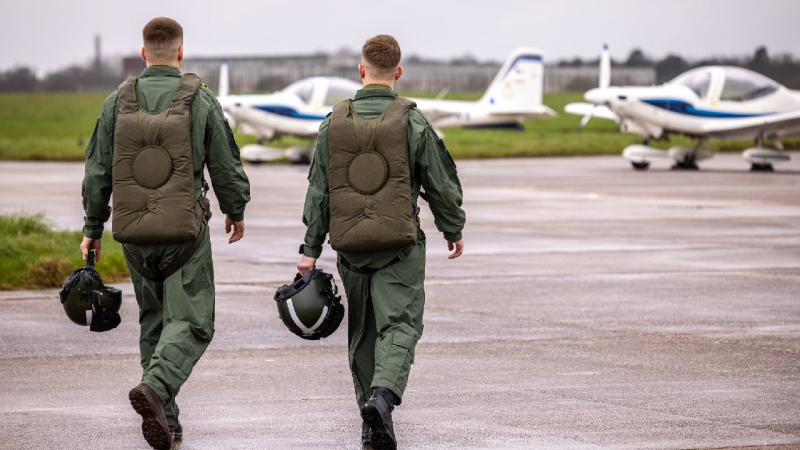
[565,45,800,171]
[217,47,555,163]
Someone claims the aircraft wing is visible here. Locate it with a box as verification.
[564,102,619,122]
[415,107,458,124]
[699,109,800,139]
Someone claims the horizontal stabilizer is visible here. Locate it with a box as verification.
[490,105,557,118]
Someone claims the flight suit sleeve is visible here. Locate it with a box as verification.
[204,97,251,222]
[301,118,331,258]
[417,125,466,242]
[82,92,117,239]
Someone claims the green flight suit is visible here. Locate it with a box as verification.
[301,85,466,408]
[82,66,251,426]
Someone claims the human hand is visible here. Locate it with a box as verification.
[225,218,245,244]
[80,237,102,262]
[447,240,464,259]
[297,255,317,276]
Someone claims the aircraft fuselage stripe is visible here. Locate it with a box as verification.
[641,99,769,118]
[253,105,327,121]
[502,55,543,78]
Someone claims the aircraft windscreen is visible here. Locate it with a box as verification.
[282,79,315,103]
[720,67,779,102]
[669,68,711,99]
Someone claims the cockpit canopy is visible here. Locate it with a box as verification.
[669,66,780,102]
[281,77,361,106]
[282,78,316,103]
[669,68,713,99]
[323,78,361,106]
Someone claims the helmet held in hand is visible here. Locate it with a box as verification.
[59,251,122,332]
[274,269,344,340]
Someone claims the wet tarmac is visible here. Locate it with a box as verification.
[1,153,799,449]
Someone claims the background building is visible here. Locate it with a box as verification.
[122,51,656,94]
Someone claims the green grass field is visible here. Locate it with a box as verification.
[0,213,128,290]
[1,91,798,161]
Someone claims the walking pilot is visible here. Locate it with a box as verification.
[297,34,466,450]
[81,17,250,450]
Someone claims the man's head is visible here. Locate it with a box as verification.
[140,17,184,68]
[359,34,403,87]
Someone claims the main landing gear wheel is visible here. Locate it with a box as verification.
[631,161,650,170]
[671,159,699,170]
[750,162,775,172]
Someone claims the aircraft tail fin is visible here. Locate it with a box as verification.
[480,47,545,113]
[219,60,229,97]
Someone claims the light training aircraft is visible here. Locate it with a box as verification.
[565,45,800,171]
[217,47,555,163]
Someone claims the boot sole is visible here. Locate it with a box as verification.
[361,405,396,450]
[129,387,172,450]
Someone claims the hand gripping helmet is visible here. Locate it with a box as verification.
[274,269,344,340]
[59,251,122,332]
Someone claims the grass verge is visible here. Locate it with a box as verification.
[2,91,799,161]
[0,213,128,290]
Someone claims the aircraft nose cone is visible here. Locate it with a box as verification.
[584,88,611,105]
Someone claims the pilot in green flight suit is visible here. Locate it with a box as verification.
[297,35,466,450]
[80,17,250,450]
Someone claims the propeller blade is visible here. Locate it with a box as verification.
[599,44,610,89]
[579,106,596,127]
[219,60,230,97]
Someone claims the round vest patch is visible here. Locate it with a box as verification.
[131,146,173,189]
[347,151,388,195]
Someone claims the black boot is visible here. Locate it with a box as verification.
[361,388,399,450]
[362,419,373,449]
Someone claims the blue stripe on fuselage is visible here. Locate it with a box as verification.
[463,122,526,131]
[502,55,543,78]
[641,99,768,118]
[252,105,327,120]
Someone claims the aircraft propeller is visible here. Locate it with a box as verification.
[579,44,611,128]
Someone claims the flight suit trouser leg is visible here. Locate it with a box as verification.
[338,240,426,409]
[131,276,181,426]
[126,234,215,427]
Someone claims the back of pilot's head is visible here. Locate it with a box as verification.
[362,34,402,80]
[142,17,183,63]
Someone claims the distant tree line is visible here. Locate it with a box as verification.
[558,46,800,88]
[0,62,120,93]
[2,46,799,92]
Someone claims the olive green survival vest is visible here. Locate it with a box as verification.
[112,74,203,245]
[328,97,418,252]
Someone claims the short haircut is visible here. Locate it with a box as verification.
[362,35,402,79]
[142,17,183,63]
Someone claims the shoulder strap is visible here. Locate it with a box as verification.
[393,97,417,110]
[169,73,202,115]
[117,76,138,115]
[332,98,351,119]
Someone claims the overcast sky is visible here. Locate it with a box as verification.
[2,0,799,75]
